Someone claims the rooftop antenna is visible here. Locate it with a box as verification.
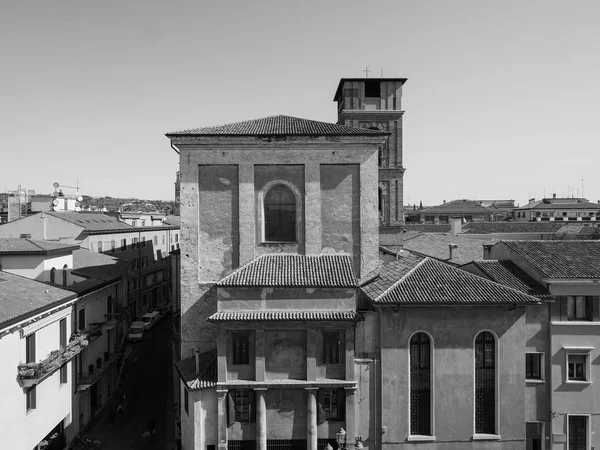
[363,67,371,78]
[581,168,584,199]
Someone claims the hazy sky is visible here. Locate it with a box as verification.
[2,0,599,205]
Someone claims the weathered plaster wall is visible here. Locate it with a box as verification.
[265,330,306,380]
[226,330,256,381]
[0,213,83,241]
[265,389,306,439]
[379,306,526,449]
[320,165,360,273]
[525,304,550,423]
[181,383,195,450]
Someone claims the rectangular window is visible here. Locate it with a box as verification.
[60,318,67,348]
[568,354,587,381]
[526,422,543,450]
[111,240,116,253]
[132,238,138,249]
[26,333,36,363]
[162,235,165,244]
[142,256,148,268]
[568,416,587,450]
[26,386,36,411]
[232,332,250,365]
[107,296,113,315]
[234,390,250,422]
[322,388,345,421]
[364,80,380,98]
[78,308,86,331]
[142,237,147,247]
[184,388,189,414]
[121,239,127,251]
[142,220,146,227]
[97,241,103,253]
[132,220,137,227]
[153,236,157,245]
[566,296,593,321]
[132,258,137,270]
[175,234,179,243]
[526,353,543,380]
[323,331,341,364]
[60,364,67,384]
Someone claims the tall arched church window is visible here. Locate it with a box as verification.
[410,332,432,436]
[475,331,496,434]
[264,185,296,242]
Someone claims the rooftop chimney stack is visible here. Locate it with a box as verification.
[449,244,459,260]
[450,217,462,236]
[482,243,494,260]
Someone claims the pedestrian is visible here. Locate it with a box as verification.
[147,417,156,437]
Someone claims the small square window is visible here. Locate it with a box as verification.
[568,354,587,381]
[364,81,380,98]
[526,353,543,380]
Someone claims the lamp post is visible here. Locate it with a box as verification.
[336,428,346,450]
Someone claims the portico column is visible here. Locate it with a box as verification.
[306,388,318,450]
[217,389,229,450]
[255,388,267,450]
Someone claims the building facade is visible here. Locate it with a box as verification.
[512,196,600,222]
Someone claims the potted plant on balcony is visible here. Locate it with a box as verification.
[18,362,41,378]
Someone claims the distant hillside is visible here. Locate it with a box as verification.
[81,196,177,214]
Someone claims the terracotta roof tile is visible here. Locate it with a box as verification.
[420,199,492,215]
[363,257,540,305]
[404,224,451,233]
[217,254,357,287]
[167,115,388,137]
[462,222,570,234]
[0,238,78,253]
[208,310,362,322]
[501,240,600,278]
[467,260,553,300]
[175,350,217,391]
[402,233,490,266]
[361,254,425,300]
[47,212,133,231]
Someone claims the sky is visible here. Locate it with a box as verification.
[2,0,600,206]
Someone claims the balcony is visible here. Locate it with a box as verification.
[18,331,89,388]
[77,351,122,390]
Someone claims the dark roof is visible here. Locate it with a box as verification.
[208,311,362,322]
[64,249,129,294]
[47,212,133,232]
[404,224,451,233]
[333,77,408,101]
[420,199,492,215]
[362,257,540,305]
[175,350,217,391]
[465,261,553,300]
[501,240,600,279]
[166,115,389,137]
[217,254,357,288]
[0,238,79,254]
[402,233,489,265]
[516,198,600,211]
[462,222,567,234]
[361,254,425,301]
[0,271,76,328]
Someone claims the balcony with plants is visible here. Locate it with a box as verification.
[18,331,89,388]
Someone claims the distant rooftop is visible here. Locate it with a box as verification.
[166,115,389,138]
[0,238,79,254]
[47,211,133,232]
[64,249,130,295]
[333,77,408,101]
[420,199,492,215]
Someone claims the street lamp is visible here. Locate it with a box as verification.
[336,428,346,450]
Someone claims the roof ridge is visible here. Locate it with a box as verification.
[375,257,429,302]
[27,239,44,251]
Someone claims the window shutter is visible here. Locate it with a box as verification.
[338,388,346,421]
[227,391,236,427]
[317,389,325,425]
[250,391,256,423]
[587,297,593,321]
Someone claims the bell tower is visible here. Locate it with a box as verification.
[334,77,406,243]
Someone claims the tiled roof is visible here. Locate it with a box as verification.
[0,238,79,254]
[556,225,599,236]
[402,233,490,266]
[217,254,357,287]
[175,350,217,391]
[403,224,451,233]
[163,215,181,227]
[466,261,553,300]
[361,254,425,300]
[516,198,600,211]
[362,257,540,305]
[208,311,362,322]
[64,249,130,294]
[167,115,388,137]
[0,271,76,328]
[47,212,133,231]
[501,240,600,279]
[462,222,568,234]
[420,199,492,215]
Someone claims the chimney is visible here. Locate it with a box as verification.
[449,244,458,260]
[195,348,200,374]
[482,243,494,260]
[553,193,556,199]
[450,217,462,236]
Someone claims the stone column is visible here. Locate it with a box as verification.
[344,387,357,445]
[217,389,229,450]
[306,388,318,450]
[238,163,255,265]
[304,162,321,254]
[307,327,317,381]
[255,388,268,450]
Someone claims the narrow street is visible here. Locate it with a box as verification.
[84,313,175,450]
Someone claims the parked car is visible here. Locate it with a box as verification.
[128,321,145,342]
[141,311,161,331]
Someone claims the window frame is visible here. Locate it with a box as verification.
[62,264,68,286]
[473,330,500,440]
[121,238,127,251]
[60,318,67,348]
[26,333,36,363]
[26,386,36,412]
[567,414,590,450]
[526,352,544,382]
[231,331,250,365]
[50,267,56,284]
[97,241,103,253]
[320,388,345,422]
[564,347,593,384]
[566,296,593,321]
[322,331,341,365]
[408,331,434,440]
[60,363,68,385]
[258,180,302,244]
[234,389,251,423]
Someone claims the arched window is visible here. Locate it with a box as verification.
[50,267,56,284]
[410,332,432,436]
[475,331,496,434]
[62,264,68,286]
[264,185,296,242]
